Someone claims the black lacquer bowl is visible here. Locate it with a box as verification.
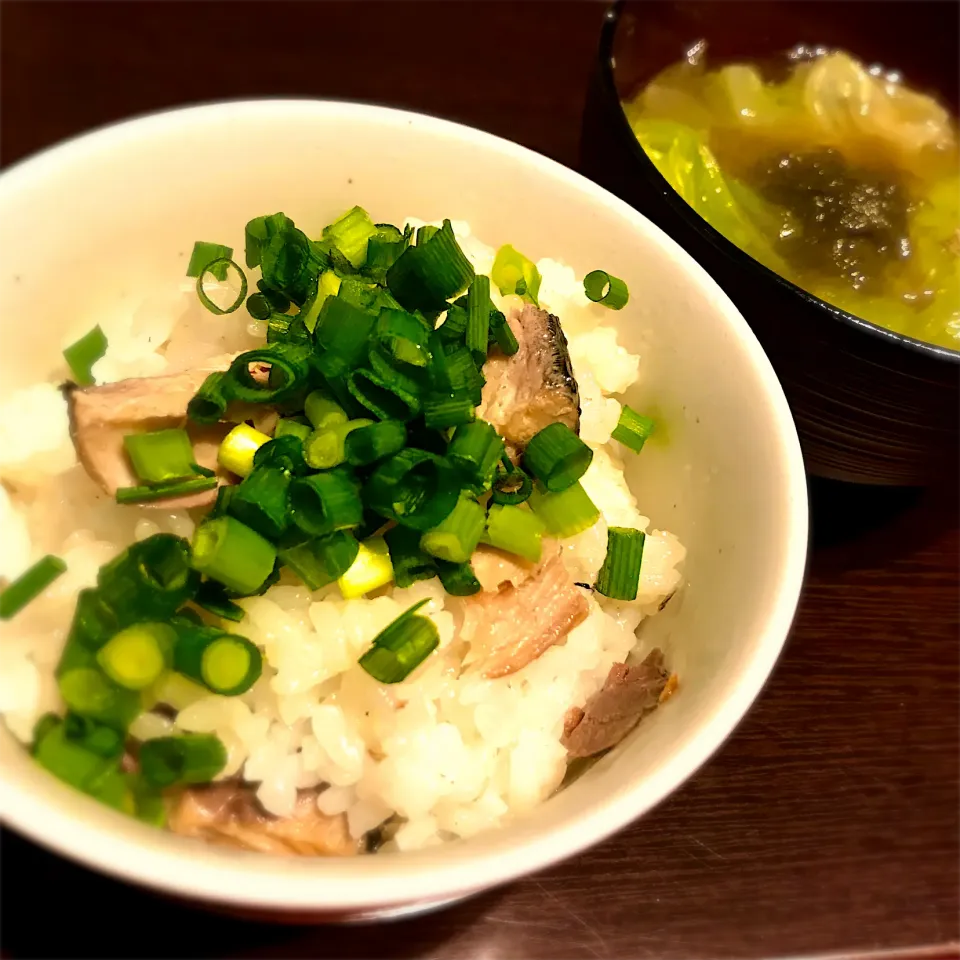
[581,0,960,486]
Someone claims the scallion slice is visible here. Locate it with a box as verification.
[347,367,421,422]
[66,589,120,651]
[186,242,233,281]
[523,423,594,492]
[266,312,311,346]
[313,297,376,368]
[187,371,231,425]
[34,720,116,792]
[289,471,363,537]
[173,621,262,696]
[384,525,437,589]
[196,257,248,315]
[420,497,486,564]
[528,482,601,539]
[252,434,309,476]
[344,419,407,466]
[488,310,519,355]
[595,527,646,600]
[375,308,430,368]
[304,419,373,470]
[583,269,629,309]
[387,220,475,314]
[481,504,545,563]
[358,599,439,683]
[191,516,277,596]
[363,449,459,532]
[0,555,67,620]
[217,423,272,478]
[226,345,312,405]
[491,244,541,304]
[611,405,655,453]
[274,417,313,444]
[490,463,533,505]
[123,428,196,484]
[139,734,228,788]
[436,559,482,597]
[422,391,476,430]
[63,325,108,386]
[245,292,272,321]
[227,465,291,541]
[465,275,492,362]
[57,667,141,729]
[322,206,378,268]
[279,530,360,591]
[62,713,125,759]
[115,476,218,504]
[338,536,394,599]
[304,390,348,431]
[96,622,175,690]
[194,579,246,622]
[447,421,504,491]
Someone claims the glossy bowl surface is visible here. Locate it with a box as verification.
[0,99,807,920]
[581,0,960,486]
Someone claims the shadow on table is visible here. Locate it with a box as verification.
[0,827,504,960]
[808,471,959,574]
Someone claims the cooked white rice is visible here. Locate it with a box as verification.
[0,221,684,850]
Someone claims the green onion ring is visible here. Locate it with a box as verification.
[196,257,248,316]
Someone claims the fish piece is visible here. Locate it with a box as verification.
[462,552,589,678]
[561,650,670,759]
[478,304,580,459]
[470,541,561,593]
[65,356,241,510]
[168,782,360,857]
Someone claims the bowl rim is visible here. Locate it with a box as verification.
[596,0,960,365]
[0,97,809,912]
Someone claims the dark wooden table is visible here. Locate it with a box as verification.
[2,3,958,957]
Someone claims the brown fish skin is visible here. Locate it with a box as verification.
[168,782,360,857]
[561,650,670,759]
[64,355,244,510]
[463,552,589,679]
[479,303,580,460]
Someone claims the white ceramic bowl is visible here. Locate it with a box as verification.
[0,101,807,921]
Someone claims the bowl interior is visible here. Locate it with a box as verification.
[0,101,807,912]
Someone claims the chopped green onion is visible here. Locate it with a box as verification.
[32,713,61,751]
[209,482,234,520]
[488,310,519,355]
[422,391,476,430]
[583,269,629,309]
[362,224,408,281]
[244,212,291,268]
[304,418,373,470]
[416,225,440,246]
[196,257,247,315]
[226,344,312,405]
[187,371,231,425]
[65,589,119,650]
[289,471,363,537]
[274,417,313,444]
[338,536,394,599]
[595,527,646,600]
[257,278,291,313]
[299,271,341,333]
[34,720,117,792]
[97,534,199,623]
[465,275,492,362]
[129,775,168,827]
[314,297,376,367]
[253,434,309,476]
[191,516,277,595]
[245,292,273,321]
[528,482,601,538]
[359,599,438,683]
[442,347,485,405]
[363,449,459,531]
[115,476,218,504]
[347,366,421,422]
[481,504,545,563]
[147,670,208,712]
[491,464,533,505]
[139,734,228,788]
[322,206,377,268]
[279,530,360,591]
[0,555,67,620]
[57,667,141,728]
[523,423,594,492]
[420,496,485,564]
[436,559,482,597]
[173,623,262,697]
[260,222,315,305]
[123,428,196,484]
[186,241,233,281]
[344,419,407,466]
[387,220,475,314]
[611,405,655,453]
[376,308,430,368]
[194,579,246,621]
[305,390,348,431]
[437,303,468,344]
[63,325,108,386]
[227,465,291,541]
[491,244,541,304]
[447,421,504,490]
[384,525,437,588]
[266,312,311,346]
[62,713,125,759]
[96,622,175,690]
[217,423,272,478]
